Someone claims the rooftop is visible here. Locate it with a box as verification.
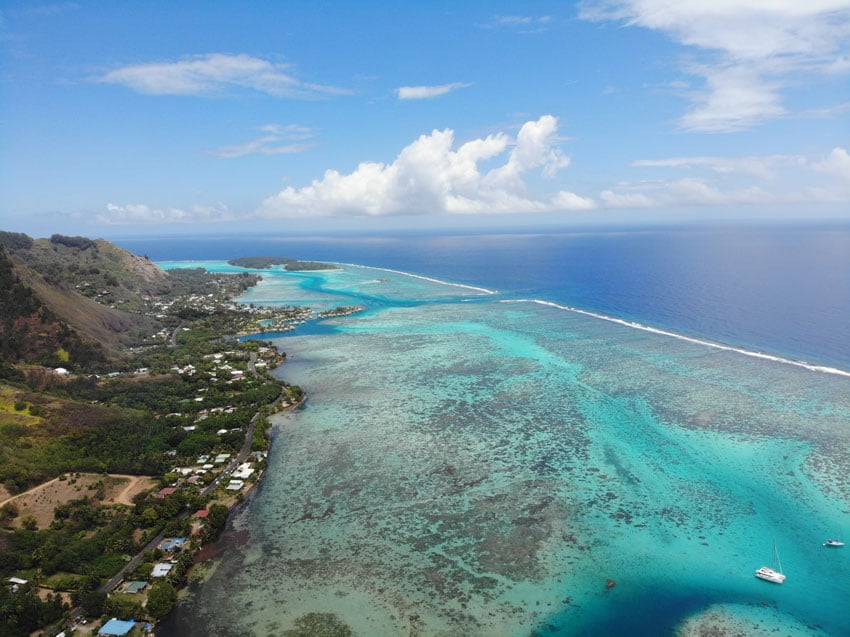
[98,618,136,636]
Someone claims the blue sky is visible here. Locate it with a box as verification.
[2,1,849,237]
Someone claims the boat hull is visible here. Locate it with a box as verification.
[755,566,785,583]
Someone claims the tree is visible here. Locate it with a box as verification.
[146,580,176,619]
[78,589,106,617]
[141,507,160,527]
[199,503,229,543]
[0,501,19,523]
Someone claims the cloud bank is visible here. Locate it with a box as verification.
[602,147,850,207]
[581,0,850,131]
[99,203,232,225]
[96,53,345,98]
[256,115,595,218]
[99,143,850,225]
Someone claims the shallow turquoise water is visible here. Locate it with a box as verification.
[161,262,850,637]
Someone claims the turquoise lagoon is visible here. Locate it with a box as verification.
[160,261,850,637]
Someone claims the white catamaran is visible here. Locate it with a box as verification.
[755,540,786,584]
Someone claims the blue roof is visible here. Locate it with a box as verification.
[159,537,187,551]
[99,619,135,636]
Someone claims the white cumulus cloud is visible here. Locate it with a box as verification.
[96,53,346,98]
[257,115,594,218]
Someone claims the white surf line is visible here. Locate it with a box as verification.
[502,299,850,378]
[336,262,497,295]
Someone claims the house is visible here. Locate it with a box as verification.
[158,537,187,552]
[7,577,27,592]
[98,618,136,636]
[225,479,244,491]
[152,562,173,578]
[232,463,255,480]
[124,581,147,594]
[153,487,177,499]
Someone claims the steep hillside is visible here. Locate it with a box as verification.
[0,246,108,367]
[0,232,263,369]
[0,232,168,366]
[1,233,171,312]
[14,256,159,355]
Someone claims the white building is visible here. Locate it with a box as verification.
[232,463,255,480]
[152,563,173,578]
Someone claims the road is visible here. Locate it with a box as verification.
[98,385,282,594]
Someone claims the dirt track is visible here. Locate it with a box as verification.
[0,474,157,529]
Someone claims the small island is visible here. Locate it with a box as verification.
[227,256,339,271]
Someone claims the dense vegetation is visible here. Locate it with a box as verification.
[0,335,283,493]
[0,484,209,634]
[0,233,307,635]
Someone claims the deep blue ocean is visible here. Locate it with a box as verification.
[115,223,850,372]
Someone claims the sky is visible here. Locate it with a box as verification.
[1,0,849,238]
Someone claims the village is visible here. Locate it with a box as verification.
[0,268,333,636]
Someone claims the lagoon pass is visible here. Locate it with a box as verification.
[156,238,850,637]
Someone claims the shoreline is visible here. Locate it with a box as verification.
[147,256,848,629]
[148,361,305,634]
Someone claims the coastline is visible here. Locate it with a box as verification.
[146,255,840,634]
[150,353,306,634]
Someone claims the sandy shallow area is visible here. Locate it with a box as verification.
[676,603,831,637]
